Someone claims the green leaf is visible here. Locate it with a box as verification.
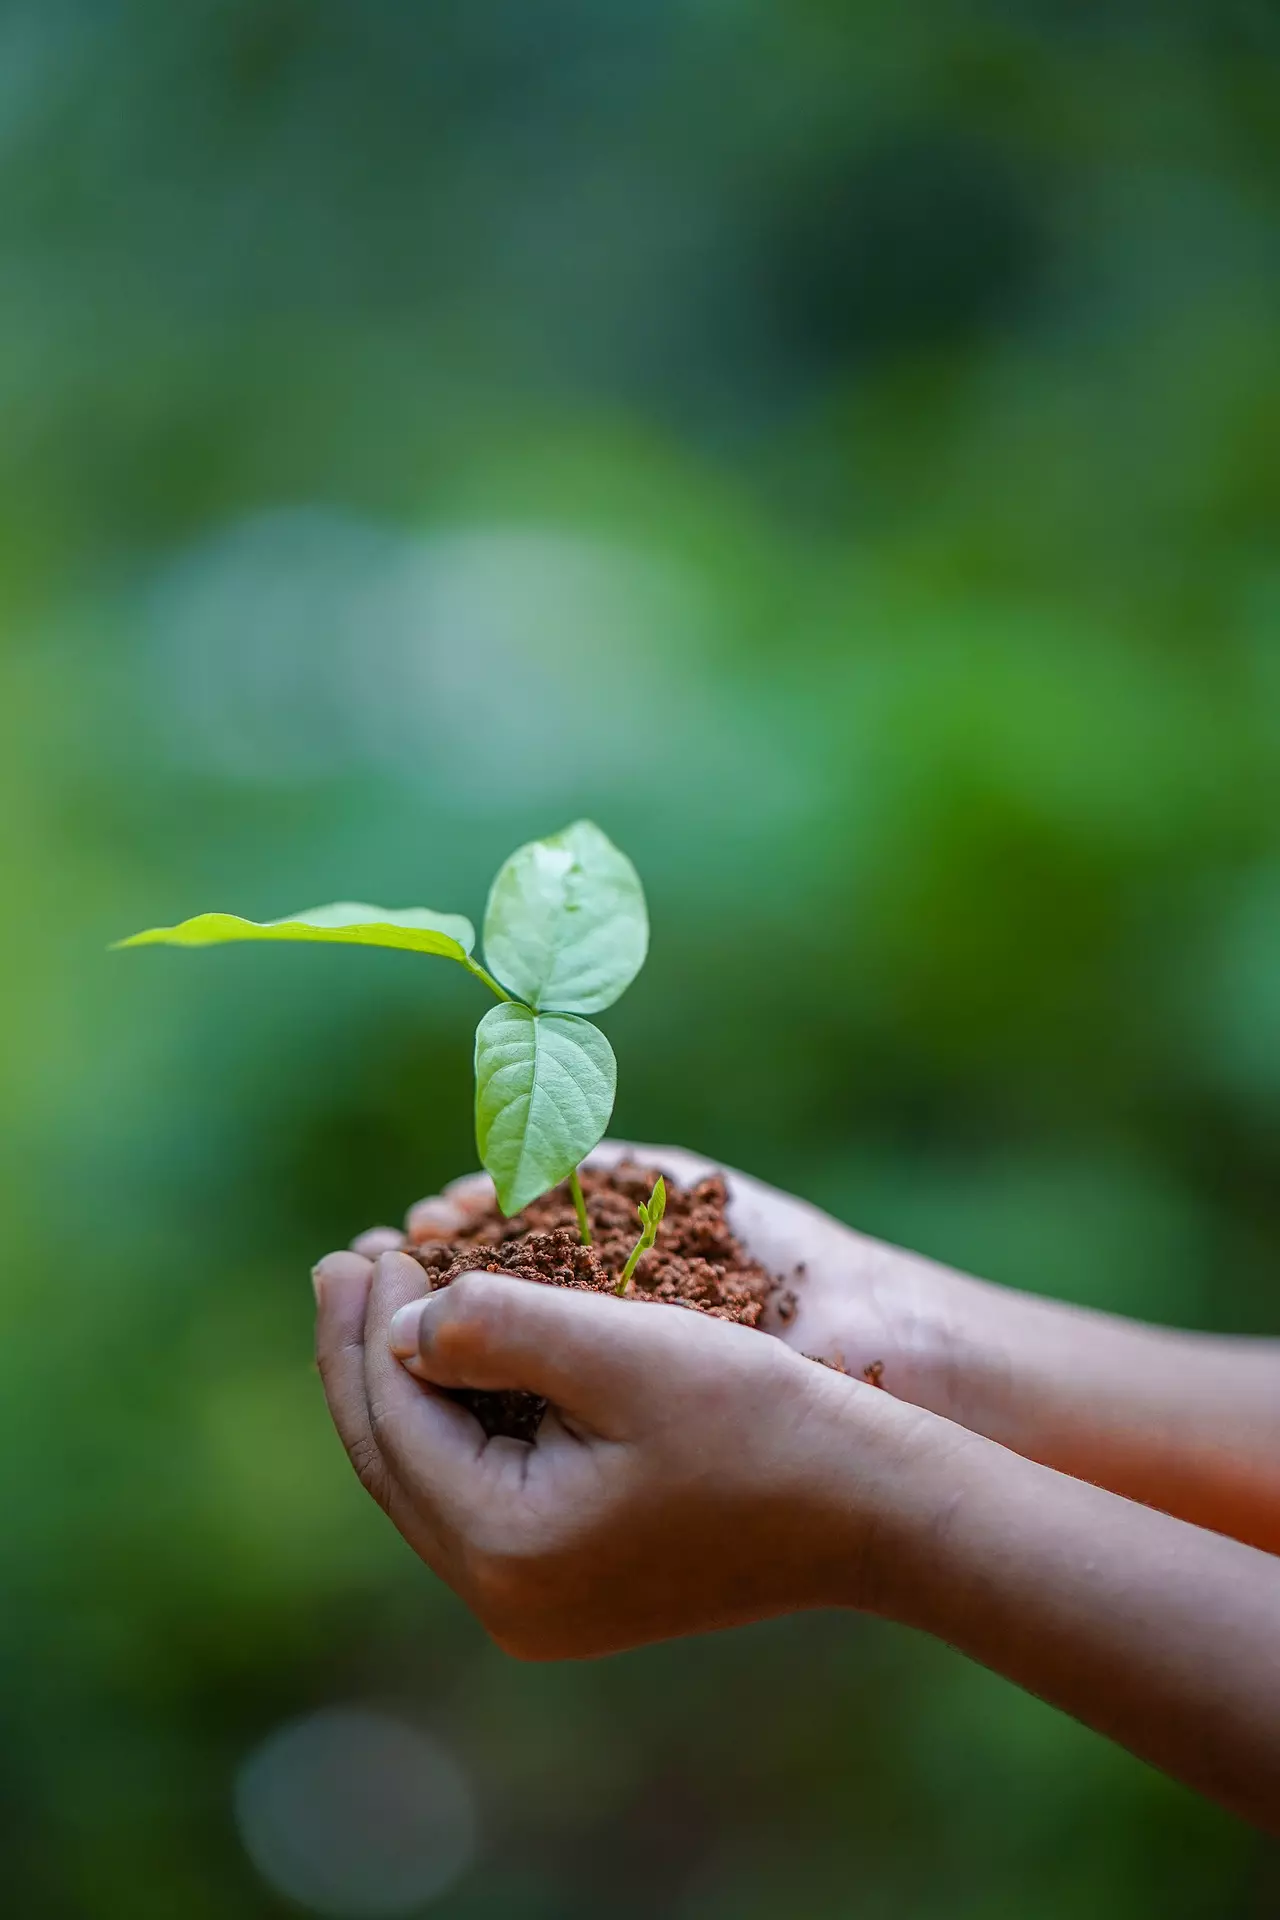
[114,902,476,962]
[482,819,648,1014]
[474,1003,617,1215]
[646,1174,667,1228]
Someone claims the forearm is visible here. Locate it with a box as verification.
[847,1398,1280,1833]
[864,1245,1280,1551]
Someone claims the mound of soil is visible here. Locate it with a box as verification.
[406,1162,780,1441]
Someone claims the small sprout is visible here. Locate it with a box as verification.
[615,1176,666,1295]
[115,821,649,1234]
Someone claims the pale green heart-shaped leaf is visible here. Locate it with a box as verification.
[482,819,648,1014]
[474,1003,617,1215]
[114,902,476,961]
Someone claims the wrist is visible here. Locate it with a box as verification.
[847,1234,988,1422]
[786,1364,980,1618]
[853,1234,1073,1449]
[862,1258,1206,1515]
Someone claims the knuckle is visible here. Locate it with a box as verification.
[434,1272,510,1355]
[367,1399,398,1449]
[447,1268,504,1316]
[345,1432,390,1509]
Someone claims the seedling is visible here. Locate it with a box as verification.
[116,821,649,1232]
[615,1176,666,1295]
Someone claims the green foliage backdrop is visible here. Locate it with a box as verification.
[2,2,1278,1912]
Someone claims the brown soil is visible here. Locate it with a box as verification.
[406,1162,779,1441]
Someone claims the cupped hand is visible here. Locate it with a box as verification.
[309,1140,973,1656]
[333,1140,968,1406]
[311,1238,936,1658]
[309,1151,1280,1830]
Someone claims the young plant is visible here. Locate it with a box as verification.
[116,820,648,1226]
[615,1175,666,1296]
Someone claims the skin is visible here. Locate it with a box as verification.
[313,1141,1280,1835]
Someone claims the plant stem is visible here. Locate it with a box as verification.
[616,1240,641,1293]
[463,955,515,1002]
[615,1175,665,1295]
[568,1166,592,1245]
[616,1220,655,1293]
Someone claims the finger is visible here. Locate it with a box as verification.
[442,1170,496,1219]
[362,1253,486,1507]
[351,1225,407,1259]
[312,1251,391,1508]
[387,1269,760,1436]
[404,1170,498,1243]
[405,1195,474,1243]
[585,1138,720,1187]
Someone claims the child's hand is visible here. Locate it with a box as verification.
[328,1137,1280,1554]
[310,1247,936,1658]
[340,1139,962,1404]
[313,1145,1280,1830]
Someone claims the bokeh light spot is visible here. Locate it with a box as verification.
[234,1707,477,1916]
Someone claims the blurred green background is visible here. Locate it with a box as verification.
[3,1,1279,1913]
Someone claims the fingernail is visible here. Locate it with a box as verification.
[315,1250,371,1279]
[312,1250,374,1305]
[389,1300,426,1356]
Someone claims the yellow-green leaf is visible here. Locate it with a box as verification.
[113,902,476,962]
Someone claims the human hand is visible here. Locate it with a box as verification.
[331,1140,1280,1560]
[334,1140,976,1417]
[310,1244,941,1658]
[311,1152,1280,1828]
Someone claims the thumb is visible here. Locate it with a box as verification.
[388,1270,720,1434]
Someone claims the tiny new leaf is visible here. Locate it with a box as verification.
[482,819,648,1014]
[616,1174,667,1293]
[475,1003,617,1216]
